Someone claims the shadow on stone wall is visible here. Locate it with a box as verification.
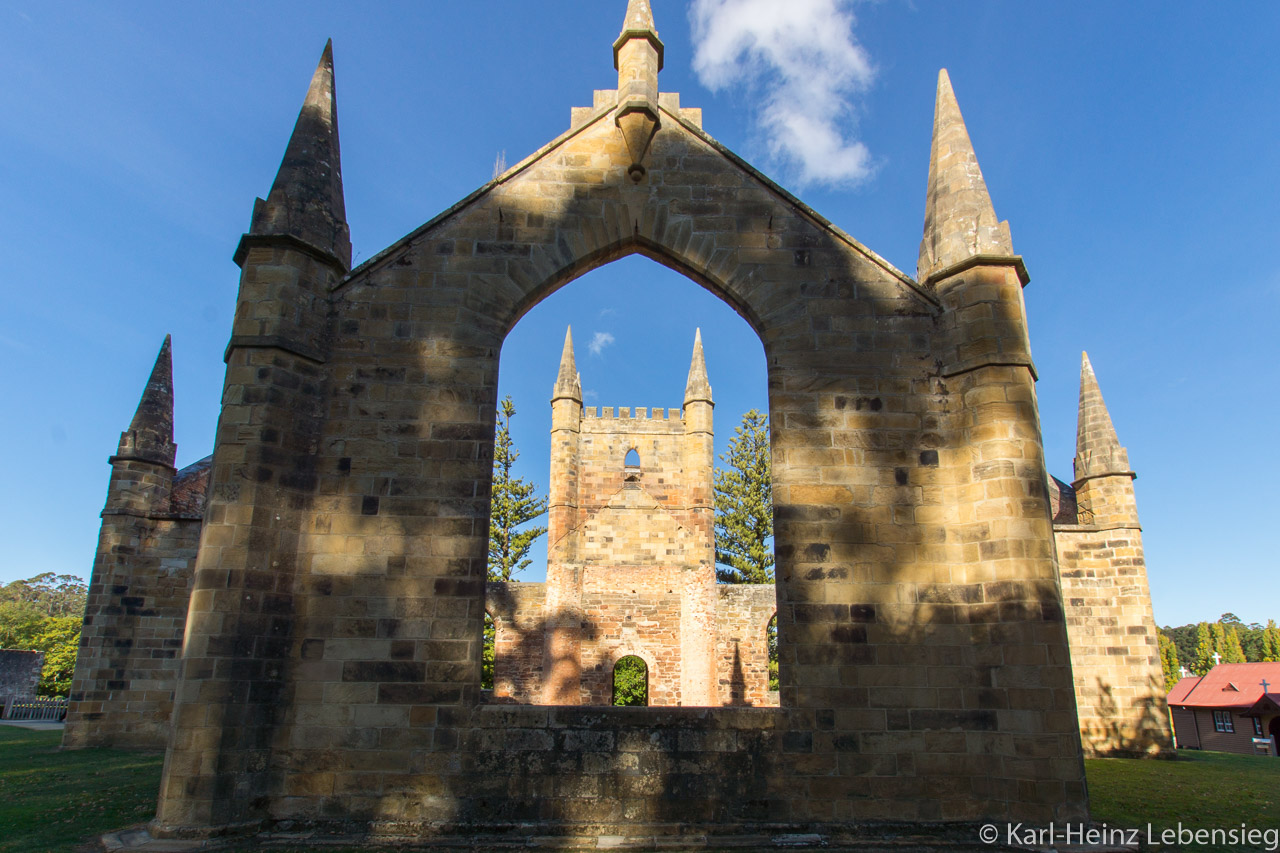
[1080,674,1172,758]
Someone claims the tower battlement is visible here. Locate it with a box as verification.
[582,406,686,424]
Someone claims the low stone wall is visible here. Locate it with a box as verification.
[0,650,43,700]
[455,705,780,830]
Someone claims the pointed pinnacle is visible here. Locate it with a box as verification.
[1073,351,1131,481]
[622,0,657,33]
[118,335,176,467]
[250,39,352,269]
[614,0,664,72]
[552,327,582,403]
[917,69,1013,284]
[684,328,713,405]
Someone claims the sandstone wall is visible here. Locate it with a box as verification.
[1056,525,1170,756]
[63,515,199,749]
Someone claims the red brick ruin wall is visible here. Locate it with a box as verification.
[488,581,776,707]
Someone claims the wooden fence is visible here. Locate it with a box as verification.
[1,696,68,722]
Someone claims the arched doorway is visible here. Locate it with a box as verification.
[485,255,773,707]
[612,655,648,706]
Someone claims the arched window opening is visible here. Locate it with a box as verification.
[482,611,495,691]
[612,655,648,706]
[767,615,779,693]
[491,254,774,707]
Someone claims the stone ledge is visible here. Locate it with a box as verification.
[125,819,1136,851]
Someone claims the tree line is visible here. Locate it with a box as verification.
[1157,614,1280,691]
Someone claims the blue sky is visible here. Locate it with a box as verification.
[1,1,1277,628]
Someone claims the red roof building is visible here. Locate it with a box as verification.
[1167,662,1280,757]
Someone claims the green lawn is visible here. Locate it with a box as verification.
[0,727,162,853]
[1,726,1277,852]
[1086,750,1280,852]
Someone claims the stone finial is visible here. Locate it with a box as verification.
[917,69,1013,285]
[552,326,582,403]
[247,40,352,270]
[684,328,713,406]
[1073,352,1132,482]
[614,0,664,73]
[614,0,663,182]
[116,335,177,468]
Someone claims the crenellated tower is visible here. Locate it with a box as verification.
[521,329,722,706]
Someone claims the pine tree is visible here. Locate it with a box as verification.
[1264,620,1280,663]
[1193,622,1214,675]
[714,409,773,584]
[1158,631,1181,693]
[1222,626,1247,663]
[487,396,548,582]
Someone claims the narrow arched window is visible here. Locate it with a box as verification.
[482,611,495,691]
[767,615,778,692]
[612,655,648,706]
[624,448,640,469]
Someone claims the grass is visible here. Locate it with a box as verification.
[1,727,1277,852]
[1086,750,1280,852]
[0,726,163,853]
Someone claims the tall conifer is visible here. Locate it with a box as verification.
[1158,632,1181,693]
[1193,622,1214,675]
[714,409,773,584]
[487,396,548,581]
[1264,620,1280,663]
[1222,626,1247,663]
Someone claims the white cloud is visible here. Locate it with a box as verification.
[588,332,615,356]
[689,0,876,188]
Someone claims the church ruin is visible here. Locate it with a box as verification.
[65,2,1171,845]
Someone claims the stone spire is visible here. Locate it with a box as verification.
[116,335,176,468]
[552,326,582,403]
[248,39,352,270]
[684,328,713,406]
[1073,352,1132,482]
[917,69,1013,285]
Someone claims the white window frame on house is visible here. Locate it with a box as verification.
[1212,710,1234,733]
[1253,717,1263,736]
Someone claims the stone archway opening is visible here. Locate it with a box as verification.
[486,254,777,708]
